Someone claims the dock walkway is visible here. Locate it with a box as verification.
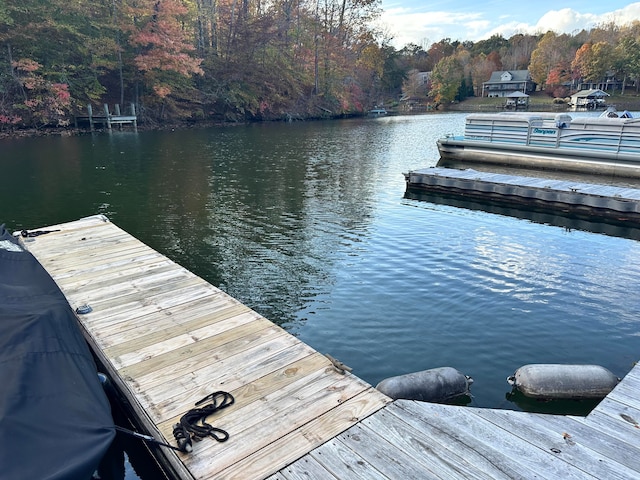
[20,216,640,479]
[405,167,640,224]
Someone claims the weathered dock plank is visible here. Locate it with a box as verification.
[473,407,637,479]
[363,405,498,480]
[335,423,441,480]
[211,391,388,480]
[19,215,640,479]
[531,413,640,472]
[397,401,583,480]
[307,437,388,479]
[104,303,254,357]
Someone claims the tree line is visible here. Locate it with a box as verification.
[1,1,639,130]
[1,0,385,128]
[403,22,640,106]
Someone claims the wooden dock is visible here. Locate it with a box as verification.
[20,216,640,479]
[19,216,389,479]
[405,167,640,224]
[74,103,138,131]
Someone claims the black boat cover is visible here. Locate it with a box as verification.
[0,225,115,480]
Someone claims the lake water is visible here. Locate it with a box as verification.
[2,113,640,477]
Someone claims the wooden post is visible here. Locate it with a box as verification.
[87,104,94,131]
[131,103,137,131]
[104,104,112,129]
[114,104,122,130]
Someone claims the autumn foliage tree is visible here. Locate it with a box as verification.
[11,59,72,127]
[529,32,576,89]
[430,55,464,105]
[545,62,572,98]
[129,1,203,78]
[122,0,204,118]
[571,43,592,82]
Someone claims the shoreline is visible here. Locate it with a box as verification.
[4,95,640,141]
[0,118,246,141]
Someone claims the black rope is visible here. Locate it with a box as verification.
[20,229,60,238]
[115,426,184,452]
[114,391,234,454]
[172,391,234,453]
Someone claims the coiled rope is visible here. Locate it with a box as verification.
[172,391,235,453]
[115,391,234,454]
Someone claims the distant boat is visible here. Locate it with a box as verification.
[437,110,640,178]
[600,105,633,118]
[368,107,387,116]
[0,225,115,480]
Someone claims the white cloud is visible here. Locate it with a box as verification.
[535,8,598,34]
[605,3,640,24]
[379,2,640,48]
[378,9,484,47]
[481,22,541,41]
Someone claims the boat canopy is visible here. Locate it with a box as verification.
[570,116,640,127]
[0,225,115,480]
[465,112,571,122]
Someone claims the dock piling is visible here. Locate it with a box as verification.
[103,104,111,130]
[87,104,94,131]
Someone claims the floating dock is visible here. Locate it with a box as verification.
[405,167,640,224]
[20,216,640,479]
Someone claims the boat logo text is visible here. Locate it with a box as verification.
[532,128,557,135]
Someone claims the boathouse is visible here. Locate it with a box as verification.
[569,89,609,109]
[504,91,529,109]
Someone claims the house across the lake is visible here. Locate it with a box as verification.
[482,70,536,98]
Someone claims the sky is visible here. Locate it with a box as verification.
[378,1,640,48]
